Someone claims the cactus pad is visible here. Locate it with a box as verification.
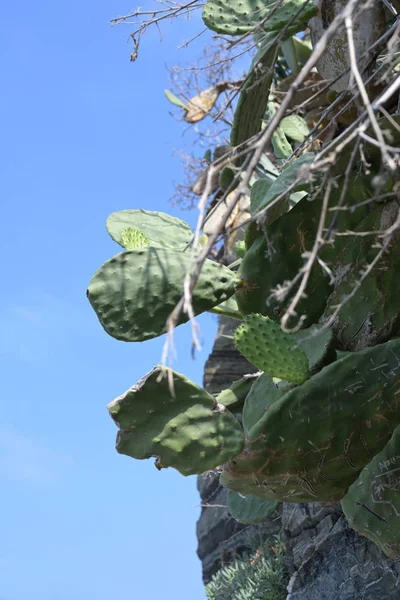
[216,377,255,413]
[106,209,193,250]
[221,339,400,502]
[202,0,316,35]
[234,314,310,383]
[242,325,334,432]
[227,490,278,524]
[109,366,245,476]
[242,372,294,434]
[230,34,278,148]
[341,425,400,558]
[321,201,400,351]
[87,247,239,342]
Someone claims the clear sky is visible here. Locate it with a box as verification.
[0,2,228,599]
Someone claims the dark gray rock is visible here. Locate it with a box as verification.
[283,503,400,600]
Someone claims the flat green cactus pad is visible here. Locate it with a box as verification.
[237,174,372,328]
[234,314,310,383]
[106,209,193,250]
[216,377,255,413]
[202,0,316,35]
[341,425,400,558]
[242,325,335,433]
[321,201,400,351]
[242,372,294,434]
[230,34,278,148]
[87,247,239,342]
[227,490,278,524]
[109,366,245,476]
[294,324,335,374]
[221,339,400,503]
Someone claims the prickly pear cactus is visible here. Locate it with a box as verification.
[234,314,310,383]
[230,34,278,148]
[227,490,278,524]
[215,377,255,412]
[237,174,373,327]
[221,338,400,503]
[203,0,316,35]
[87,247,239,342]
[109,366,244,476]
[106,209,193,250]
[321,201,400,350]
[341,424,400,558]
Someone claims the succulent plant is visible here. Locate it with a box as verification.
[227,490,278,524]
[234,314,310,383]
[109,366,245,476]
[202,0,316,36]
[221,338,400,503]
[106,209,193,250]
[87,246,239,342]
[341,424,400,558]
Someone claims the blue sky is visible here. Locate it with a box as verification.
[0,2,237,598]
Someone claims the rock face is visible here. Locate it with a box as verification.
[283,503,400,600]
[196,317,400,597]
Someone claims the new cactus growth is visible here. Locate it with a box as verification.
[227,490,278,524]
[241,325,335,433]
[341,425,400,558]
[234,314,310,384]
[87,247,239,342]
[108,366,245,476]
[120,228,149,249]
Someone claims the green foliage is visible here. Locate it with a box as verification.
[205,539,288,600]
[230,34,278,148]
[341,424,400,558]
[234,314,310,384]
[228,490,278,524]
[106,209,193,250]
[221,339,400,503]
[89,0,400,560]
[109,366,244,476]
[87,245,239,342]
[202,0,316,36]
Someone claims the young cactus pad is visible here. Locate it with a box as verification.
[242,325,335,433]
[106,209,193,250]
[227,490,278,524]
[87,246,239,342]
[221,338,400,503]
[108,366,244,476]
[341,425,400,558]
[202,0,316,35]
[120,228,149,250]
[234,314,310,384]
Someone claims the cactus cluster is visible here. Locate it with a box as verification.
[87,0,400,559]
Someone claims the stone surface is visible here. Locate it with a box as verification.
[283,503,400,600]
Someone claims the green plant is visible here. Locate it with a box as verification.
[91,0,400,559]
[205,538,288,600]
